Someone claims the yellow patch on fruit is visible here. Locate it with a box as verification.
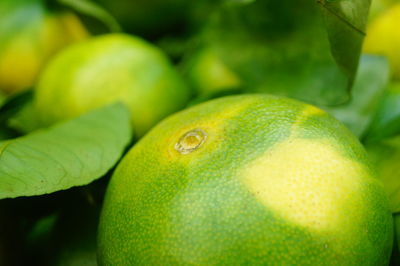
[290,104,326,133]
[301,104,326,117]
[243,138,367,232]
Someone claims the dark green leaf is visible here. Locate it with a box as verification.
[195,0,371,105]
[394,213,400,263]
[0,90,33,125]
[324,55,390,137]
[0,127,18,141]
[223,0,256,5]
[0,92,6,108]
[58,0,121,32]
[0,103,132,199]
[363,82,400,142]
[51,203,100,266]
[318,0,371,89]
[7,101,41,134]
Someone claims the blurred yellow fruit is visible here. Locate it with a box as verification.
[364,4,400,80]
[184,48,242,98]
[0,1,88,95]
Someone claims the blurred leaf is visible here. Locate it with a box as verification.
[224,0,256,5]
[51,204,100,266]
[7,101,41,134]
[0,127,17,141]
[26,213,59,245]
[22,188,102,265]
[95,0,218,39]
[394,214,400,264]
[0,90,33,125]
[0,103,132,199]
[0,92,6,107]
[324,55,390,137]
[187,87,244,107]
[0,202,25,266]
[0,90,33,141]
[318,0,371,89]
[58,0,121,32]
[366,135,400,213]
[196,0,371,105]
[363,82,400,142]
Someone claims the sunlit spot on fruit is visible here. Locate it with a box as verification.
[175,129,207,154]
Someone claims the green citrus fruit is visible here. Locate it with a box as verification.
[98,94,393,265]
[366,136,400,213]
[34,33,191,137]
[183,48,242,98]
[363,4,400,80]
[0,0,88,94]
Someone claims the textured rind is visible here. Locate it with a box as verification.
[34,33,190,137]
[98,94,393,265]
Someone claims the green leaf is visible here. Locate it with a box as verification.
[363,82,400,142]
[318,0,371,88]
[0,103,132,199]
[324,55,390,137]
[58,0,121,32]
[366,135,400,213]
[195,0,371,105]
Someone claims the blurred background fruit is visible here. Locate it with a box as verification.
[364,3,400,80]
[34,33,191,137]
[369,0,400,20]
[0,0,89,95]
[181,47,242,100]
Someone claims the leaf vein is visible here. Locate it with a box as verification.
[316,0,366,36]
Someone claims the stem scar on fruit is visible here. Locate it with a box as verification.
[175,129,208,154]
